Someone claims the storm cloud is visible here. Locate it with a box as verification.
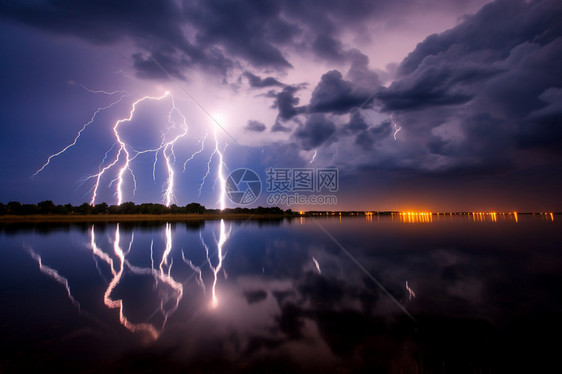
[245,119,267,132]
[370,0,562,176]
[274,0,562,178]
[294,114,336,151]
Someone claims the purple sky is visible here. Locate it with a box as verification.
[0,0,561,211]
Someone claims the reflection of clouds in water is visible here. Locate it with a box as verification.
[447,278,483,303]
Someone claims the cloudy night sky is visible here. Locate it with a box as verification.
[0,0,561,211]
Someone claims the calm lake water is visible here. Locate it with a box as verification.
[1,215,561,373]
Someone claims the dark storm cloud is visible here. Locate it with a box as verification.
[259,0,561,177]
[242,71,284,88]
[309,70,373,114]
[243,289,268,304]
[272,86,306,121]
[370,0,562,176]
[381,0,562,114]
[377,64,496,111]
[312,34,347,62]
[0,0,186,45]
[271,120,292,133]
[267,49,382,130]
[305,50,382,115]
[0,0,296,77]
[183,0,294,69]
[132,50,188,80]
[520,87,562,148]
[354,120,392,151]
[282,0,389,36]
[245,119,267,132]
[0,0,486,81]
[344,110,369,133]
[0,0,235,77]
[345,49,382,88]
[398,0,562,77]
[294,114,336,150]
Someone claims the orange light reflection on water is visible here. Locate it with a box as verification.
[390,211,530,223]
[397,212,433,223]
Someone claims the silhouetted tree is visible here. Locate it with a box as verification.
[186,202,205,214]
[77,203,93,215]
[120,202,137,214]
[20,204,39,215]
[7,201,22,214]
[169,204,182,214]
[0,200,287,216]
[92,202,108,214]
[38,200,56,214]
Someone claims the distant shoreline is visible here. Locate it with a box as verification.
[0,211,558,223]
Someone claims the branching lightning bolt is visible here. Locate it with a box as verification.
[162,97,189,206]
[89,223,185,339]
[33,94,128,177]
[101,224,159,339]
[196,124,228,210]
[97,92,170,205]
[24,220,235,341]
[183,133,208,172]
[68,80,127,96]
[181,249,205,292]
[87,91,190,206]
[200,219,230,308]
[38,70,236,209]
[27,247,81,310]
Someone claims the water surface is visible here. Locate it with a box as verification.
[1,215,560,373]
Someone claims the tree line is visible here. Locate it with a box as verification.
[0,201,291,216]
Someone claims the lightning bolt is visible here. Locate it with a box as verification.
[90,225,116,277]
[33,94,128,177]
[215,128,227,211]
[196,124,228,210]
[88,91,191,206]
[89,223,184,339]
[312,257,321,274]
[126,223,183,329]
[181,249,206,292]
[25,220,234,340]
[101,224,159,339]
[206,219,230,308]
[309,150,317,164]
[183,133,208,172]
[36,75,235,208]
[68,80,127,96]
[27,247,81,310]
[162,97,189,206]
[406,280,416,301]
[159,223,173,273]
[391,116,402,141]
[393,123,401,140]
